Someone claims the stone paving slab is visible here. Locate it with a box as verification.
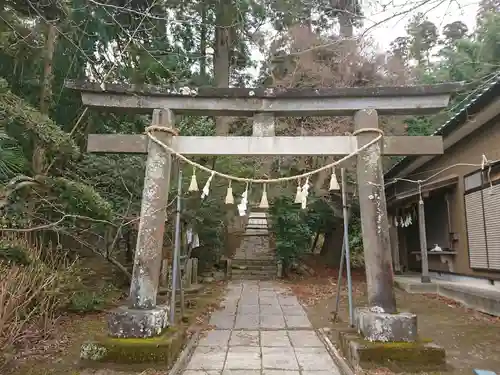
[225,346,261,369]
[182,281,341,375]
[285,314,313,329]
[199,330,231,346]
[289,330,324,347]
[230,330,260,346]
[294,347,338,371]
[186,346,227,371]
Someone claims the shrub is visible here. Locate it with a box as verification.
[268,196,312,274]
[0,239,30,265]
[67,291,105,313]
[0,237,78,360]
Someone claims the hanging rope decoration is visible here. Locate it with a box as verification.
[237,183,249,216]
[300,177,310,209]
[225,180,234,204]
[201,171,215,199]
[146,127,384,184]
[146,126,386,212]
[294,178,302,204]
[329,167,340,191]
[259,183,269,209]
[188,167,199,192]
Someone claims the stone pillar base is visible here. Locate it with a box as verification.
[80,328,185,365]
[107,305,169,339]
[355,307,417,342]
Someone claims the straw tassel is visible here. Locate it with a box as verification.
[301,177,310,209]
[294,179,302,204]
[188,168,199,192]
[225,181,234,204]
[201,171,215,199]
[237,183,249,216]
[329,168,340,191]
[259,184,269,209]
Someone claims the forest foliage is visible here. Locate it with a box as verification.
[0,0,498,274]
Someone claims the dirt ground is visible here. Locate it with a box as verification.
[3,282,226,375]
[286,257,500,375]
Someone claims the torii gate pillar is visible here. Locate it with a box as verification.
[108,109,174,339]
[355,109,397,314]
[352,109,421,344]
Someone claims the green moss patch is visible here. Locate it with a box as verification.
[80,327,186,366]
[339,330,447,372]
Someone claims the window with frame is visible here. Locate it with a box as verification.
[464,162,500,270]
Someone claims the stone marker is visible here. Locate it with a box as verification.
[192,258,199,284]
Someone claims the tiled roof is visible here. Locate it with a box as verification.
[385,73,500,179]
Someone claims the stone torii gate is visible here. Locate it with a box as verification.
[66,82,457,346]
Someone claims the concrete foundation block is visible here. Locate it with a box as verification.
[107,305,169,338]
[355,307,417,342]
[394,278,438,294]
[338,330,446,372]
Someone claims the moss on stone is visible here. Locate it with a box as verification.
[339,331,447,372]
[80,327,185,365]
[358,340,445,363]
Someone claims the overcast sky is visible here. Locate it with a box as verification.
[248,0,480,80]
[364,0,479,50]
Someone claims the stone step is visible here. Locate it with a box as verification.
[231,274,276,281]
[249,212,267,218]
[232,268,276,275]
[232,259,276,266]
[232,264,276,272]
[231,270,276,280]
[243,230,269,235]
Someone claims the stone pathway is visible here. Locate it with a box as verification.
[233,211,274,262]
[182,281,341,375]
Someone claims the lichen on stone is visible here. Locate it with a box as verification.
[80,341,108,361]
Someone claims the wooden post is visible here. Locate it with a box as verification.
[418,197,431,283]
[226,258,232,280]
[160,259,169,287]
[129,109,174,309]
[185,258,193,289]
[354,109,397,313]
[389,215,402,274]
[177,253,185,320]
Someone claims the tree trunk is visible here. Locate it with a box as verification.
[319,222,344,267]
[199,3,207,82]
[214,0,232,136]
[310,231,320,252]
[335,1,355,82]
[34,21,57,175]
[214,0,236,229]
